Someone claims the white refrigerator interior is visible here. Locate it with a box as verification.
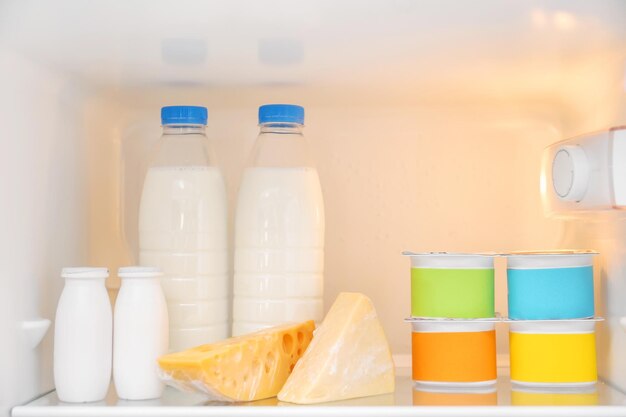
[1,0,626,415]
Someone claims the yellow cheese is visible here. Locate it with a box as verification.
[157,321,315,402]
[278,292,395,404]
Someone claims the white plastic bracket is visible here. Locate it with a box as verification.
[21,318,51,349]
[541,126,626,214]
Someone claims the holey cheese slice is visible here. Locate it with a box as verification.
[278,292,395,404]
[157,321,315,402]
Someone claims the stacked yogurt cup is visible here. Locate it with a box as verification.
[403,252,499,397]
[504,251,601,390]
[404,250,602,404]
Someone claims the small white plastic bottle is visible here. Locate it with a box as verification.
[54,267,112,403]
[113,267,168,400]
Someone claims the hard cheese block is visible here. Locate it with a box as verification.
[157,321,315,402]
[278,292,395,404]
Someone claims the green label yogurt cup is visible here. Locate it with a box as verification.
[405,252,495,318]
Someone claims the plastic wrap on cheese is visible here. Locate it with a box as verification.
[278,292,395,404]
[157,321,315,402]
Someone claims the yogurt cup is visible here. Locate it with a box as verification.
[509,319,599,387]
[409,319,497,386]
[506,251,597,320]
[404,252,495,318]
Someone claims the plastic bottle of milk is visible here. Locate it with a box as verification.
[54,267,111,403]
[113,267,168,400]
[139,106,228,351]
[232,104,325,336]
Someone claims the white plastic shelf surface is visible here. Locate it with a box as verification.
[12,367,626,417]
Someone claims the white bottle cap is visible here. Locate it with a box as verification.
[118,266,162,278]
[61,267,109,279]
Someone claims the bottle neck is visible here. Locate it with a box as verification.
[250,122,310,167]
[162,125,206,135]
[64,277,106,286]
[259,122,303,135]
[120,276,158,282]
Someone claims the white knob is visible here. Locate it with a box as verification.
[552,145,589,202]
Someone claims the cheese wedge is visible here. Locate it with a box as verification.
[278,292,395,404]
[157,321,315,402]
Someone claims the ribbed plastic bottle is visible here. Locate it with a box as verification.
[113,266,168,400]
[54,267,112,402]
[139,106,228,351]
[233,104,325,335]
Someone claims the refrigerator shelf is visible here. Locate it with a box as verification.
[12,367,626,417]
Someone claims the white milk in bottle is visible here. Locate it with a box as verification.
[139,106,228,351]
[233,104,325,335]
[54,267,112,403]
[113,267,168,400]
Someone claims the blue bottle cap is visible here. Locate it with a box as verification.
[258,104,304,125]
[161,106,208,125]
